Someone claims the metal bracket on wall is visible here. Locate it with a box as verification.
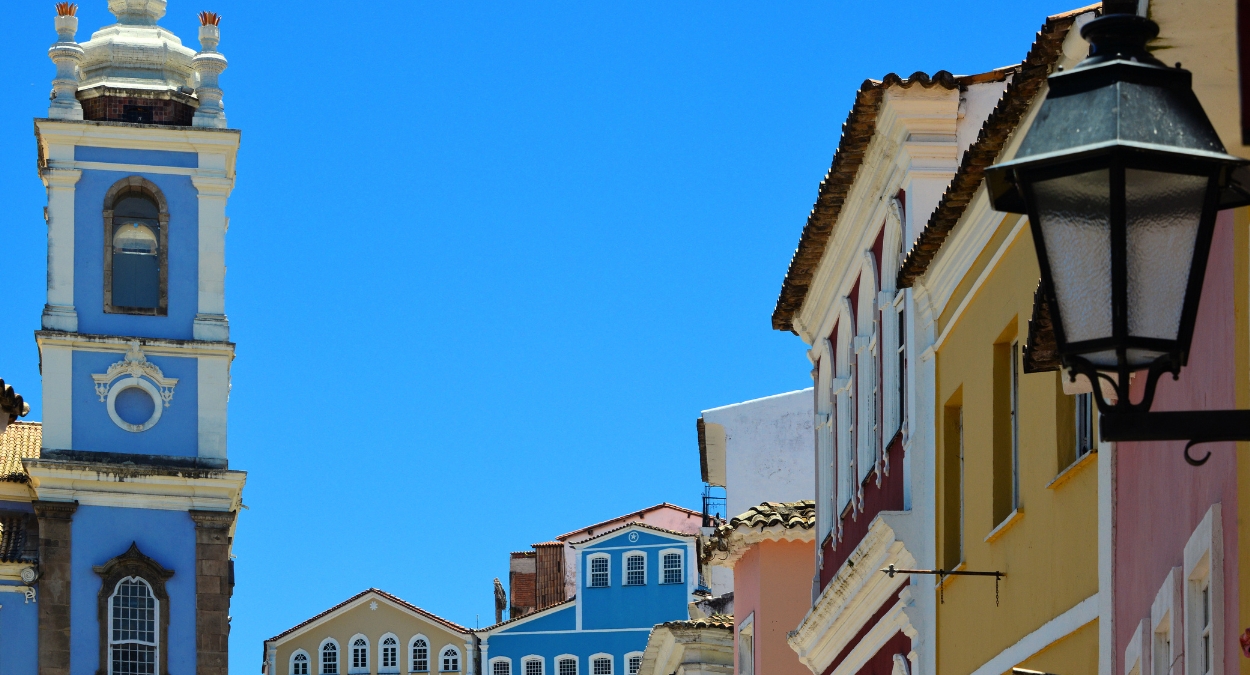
[0,585,36,603]
[881,564,1004,606]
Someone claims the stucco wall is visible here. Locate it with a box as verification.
[70,351,198,455]
[933,221,1098,675]
[0,579,38,675]
[700,389,815,519]
[1113,211,1241,675]
[730,539,812,675]
[70,506,198,675]
[271,597,470,675]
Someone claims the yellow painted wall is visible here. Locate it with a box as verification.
[934,220,1099,675]
[272,597,471,675]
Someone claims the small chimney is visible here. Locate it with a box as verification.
[48,2,84,120]
[191,11,228,128]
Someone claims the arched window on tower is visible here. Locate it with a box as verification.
[322,642,339,675]
[104,177,168,315]
[108,577,158,675]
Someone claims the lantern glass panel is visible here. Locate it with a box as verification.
[1124,168,1206,350]
[1032,168,1114,362]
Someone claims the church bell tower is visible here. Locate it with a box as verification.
[31,2,244,674]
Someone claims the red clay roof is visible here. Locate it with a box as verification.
[264,588,471,644]
[570,521,695,547]
[555,503,701,542]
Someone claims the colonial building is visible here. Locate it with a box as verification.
[702,501,814,675]
[1,3,246,675]
[480,523,699,675]
[635,616,733,675]
[261,590,478,675]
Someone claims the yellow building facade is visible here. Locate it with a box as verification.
[262,589,477,675]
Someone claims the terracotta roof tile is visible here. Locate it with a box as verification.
[659,614,734,630]
[555,503,702,542]
[702,501,815,565]
[0,422,40,483]
[476,598,576,633]
[896,6,1092,288]
[571,521,695,547]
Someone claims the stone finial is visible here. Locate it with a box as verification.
[48,2,84,120]
[191,12,227,128]
[107,0,167,25]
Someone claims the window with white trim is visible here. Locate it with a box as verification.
[523,658,543,675]
[626,654,642,675]
[411,637,429,672]
[661,550,683,584]
[440,647,460,673]
[1183,504,1223,675]
[591,657,611,675]
[292,652,310,675]
[1150,566,1181,675]
[1074,392,1095,459]
[588,554,610,588]
[110,577,158,675]
[738,614,755,675]
[380,635,399,673]
[350,637,369,674]
[492,660,511,675]
[557,657,577,675]
[322,642,339,675]
[624,553,645,586]
[896,302,905,436]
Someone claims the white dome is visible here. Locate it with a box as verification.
[108,0,166,25]
[78,1,195,94]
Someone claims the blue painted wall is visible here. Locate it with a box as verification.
[0,581,38,675]
[74,166,199,340]
[70,506,197,675]
[486,631,648,675]
[74,146,199,169]
[496,605,575,633]
[71,351,198,456]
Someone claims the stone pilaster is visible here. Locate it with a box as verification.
[190,510,236,675]
[33,500,77,675]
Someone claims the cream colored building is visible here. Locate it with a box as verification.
[262,589,477,675]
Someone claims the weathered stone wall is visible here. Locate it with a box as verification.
[190,510,236,675]
[33,500,77,675]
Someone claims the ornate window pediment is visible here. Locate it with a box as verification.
[91,341,178,433]
[94,543,174,675]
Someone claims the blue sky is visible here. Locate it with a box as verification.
[0,0,1076,671]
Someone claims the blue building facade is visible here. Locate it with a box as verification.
[480,525,696,675]
[0,3,245,675]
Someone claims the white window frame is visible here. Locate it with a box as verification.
[659,548,684,585]
[1125,618,1150,675]
[521,656,544,675]
[107,576,160,675]
[623,653,643,675]
[488,657,512,675]
[348,634,370,675]
[587,553,611,588]
[738,613,755,675]
[589,654,613,675]
[320,639,342,675]
[555,655,578,675]
[1150,566,1182,675]
[409,635,431,673]
[622,551,646,586]
[291,650,312,675]
[1183,504,1223,675]
[379,633,400,674]
[440,646,462,673]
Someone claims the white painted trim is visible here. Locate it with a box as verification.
[573,543,687,552]
[1099,439,1115,675]
[830,596,912,675]
[588,653,613,675]
[553,655,577,675]
[931,214,1027,352]
[36,331,235,359]
[483,628,654,637]
[439,645,463,673]
[347,634,370,675]
[191,175,232,339]
[319,638,341,675]
[41,167,81,332]
[1182,504,1223,675]
[487,657,512,675]
[1125,619,1147,675]
[1150,567,1182,675]
[621,550,646,586]
[198,354,229,460]
[409,634,432,673]
[622,653,644,675]
[105,377,164,432]
[586,553,611,588]
[967,594,1098,675]
[26,462,245,512]
[658,548,684,585]
[290,649,311,675]
[520,655,544,675]
[72,161,198,175]
[378,633,400,674]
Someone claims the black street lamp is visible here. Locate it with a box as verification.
[985,1,1250,464]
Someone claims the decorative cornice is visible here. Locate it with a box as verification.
[92,541,174,583]
[787,514,916,674]
[189,509,235,529]
[32,499,78,520]
[703,501,816,568]
[26,461,244,512]
[35,331,235,356]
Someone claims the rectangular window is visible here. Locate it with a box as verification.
[524,660,543,675]
[1152,625,1170,675]
[942,398,964,569]
[738,617,755,675]
[592,658,611,675]
[558,659,576,675]
[627,657,641,675]
[589,557,609,587]
[1075,392,1095,459]
[494,662,511,675]
[625,554,645,586]
[1011,340,1020,512]
[896,305,905,435]
[1200,583,1211,674]
[992,333,1019,526]
[662,552,683,584]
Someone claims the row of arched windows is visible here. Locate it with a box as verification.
[489,653,644,675]
[293,635,462,675]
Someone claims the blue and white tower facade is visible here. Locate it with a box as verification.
[479,525,697,675]
[22,2,245,675]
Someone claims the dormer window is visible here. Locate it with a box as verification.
[104,177,169,316]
